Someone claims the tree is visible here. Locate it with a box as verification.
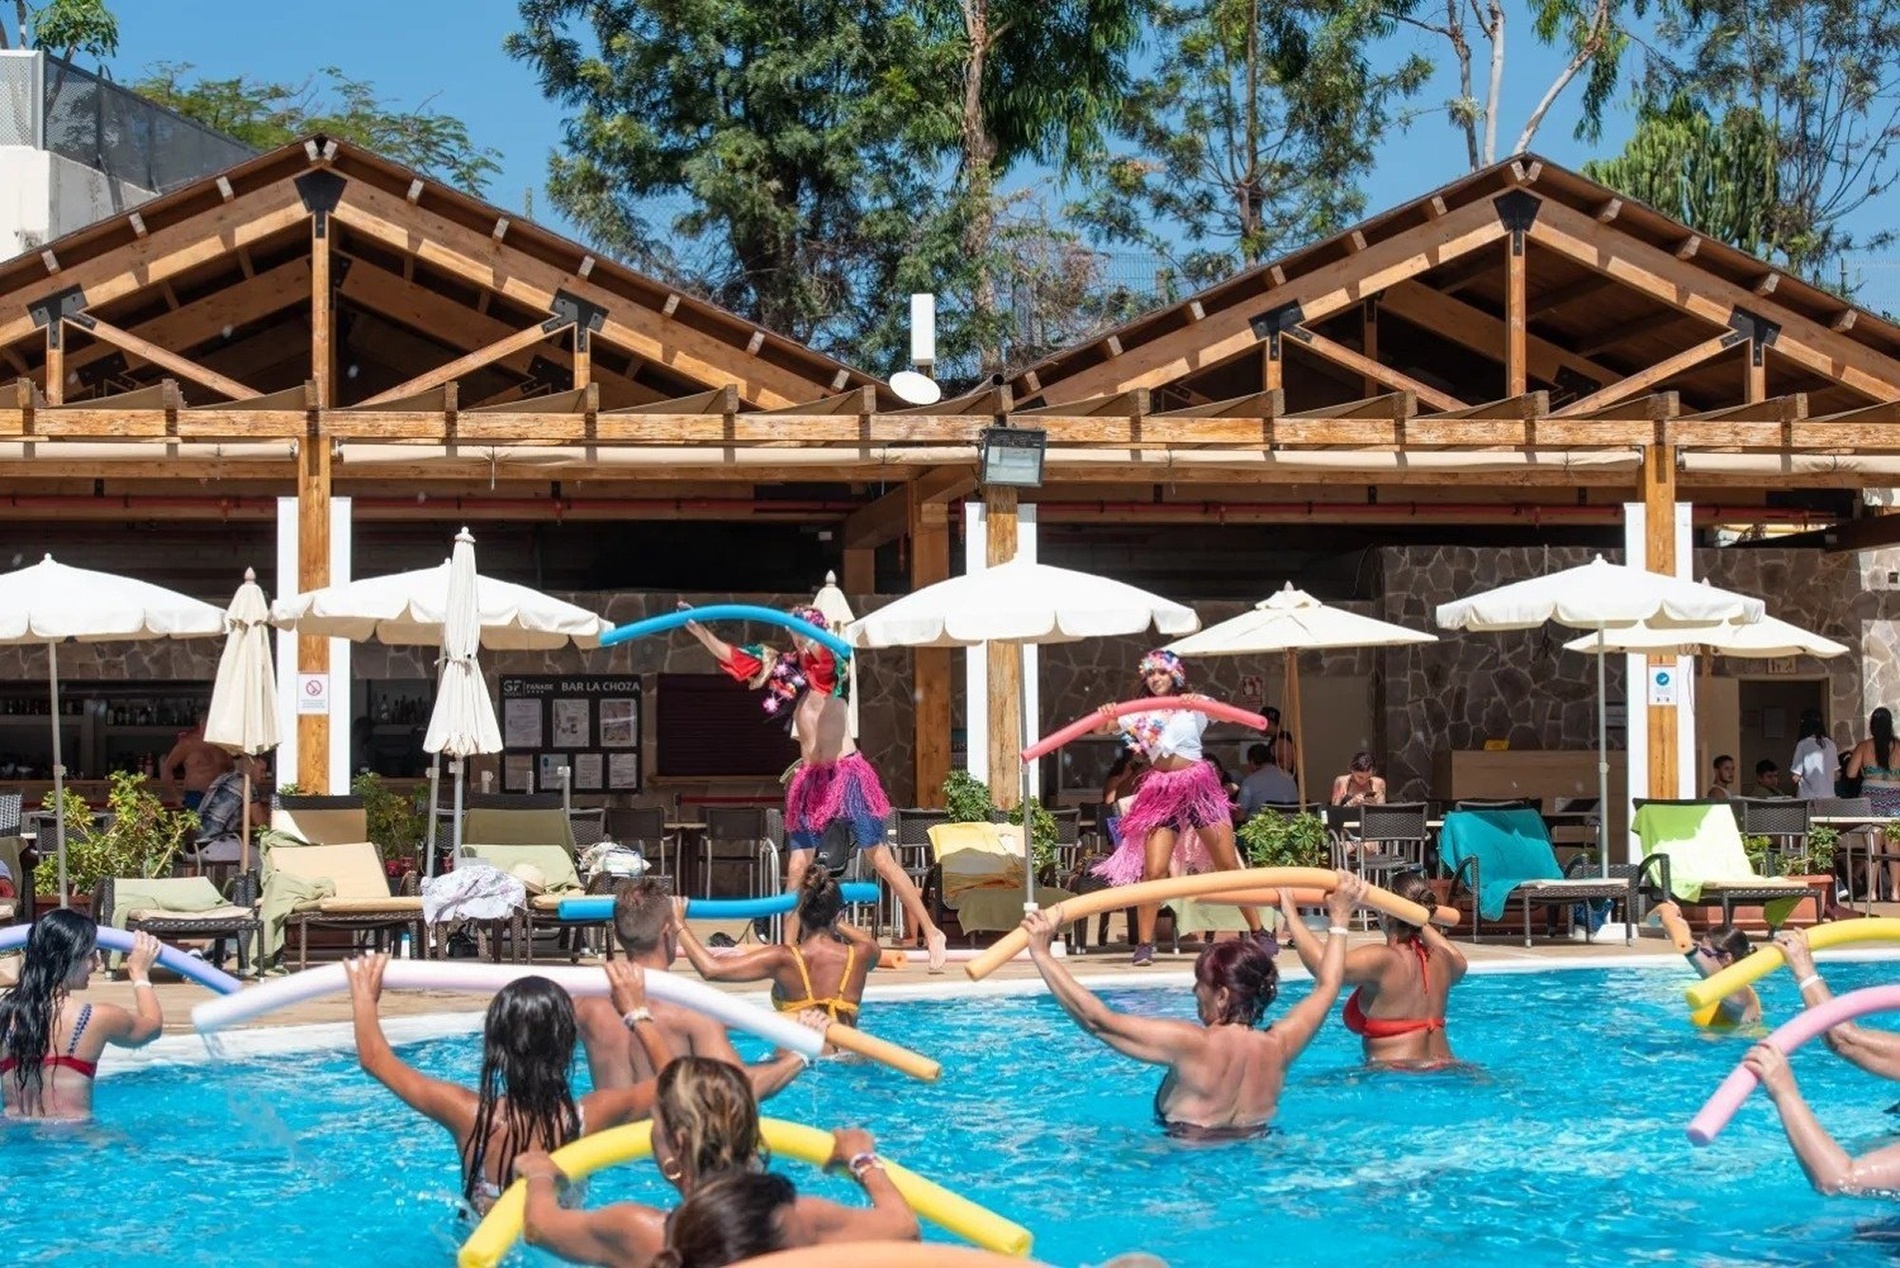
[1070,0,1428,285]
[0,0,118,58]
[1390,0,1642,169]
[1646,0,1900,275]
[507,0,943,350]
[1583,92,1779,257]
[133,63,501,196]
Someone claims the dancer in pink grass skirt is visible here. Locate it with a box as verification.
[678,604,948,971]
[1090,650,1267,965]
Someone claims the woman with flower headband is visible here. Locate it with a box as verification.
[1089,649,1269,965]
[678,604,949,971]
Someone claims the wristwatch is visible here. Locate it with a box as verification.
[847,1151,882,1181]
[622,1006,654,1030]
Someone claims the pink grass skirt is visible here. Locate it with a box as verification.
[1090,762,1224,885]
[784,750,892,851]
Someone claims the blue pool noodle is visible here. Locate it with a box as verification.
[0,921,243,994]
[558,882,880,923]
[599,605,854,661]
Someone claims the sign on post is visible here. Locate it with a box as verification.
[297,673,330,715]
[1647,667,1677,708]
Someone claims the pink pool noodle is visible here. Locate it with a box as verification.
[1023,698,1270,763]
[1687,984,1900,1145]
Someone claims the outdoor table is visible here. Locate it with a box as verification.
[1813,815,1884,915]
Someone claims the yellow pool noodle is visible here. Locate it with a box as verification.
[1683,917,1900,1012]
[457,1117,1034,1268]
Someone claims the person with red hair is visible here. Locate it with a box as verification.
[679,604,947,970]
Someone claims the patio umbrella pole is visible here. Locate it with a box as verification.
[48,640,67,908]
[451,756,466,857]
[239,766,251,874]
[1018,646,1036,915]
[425,755,442,880]
[1597,625,1610,879]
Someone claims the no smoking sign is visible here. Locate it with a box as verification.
[297,672,330,715]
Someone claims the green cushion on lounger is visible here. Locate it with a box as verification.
[460,842,584,894]
[107,876,229,936]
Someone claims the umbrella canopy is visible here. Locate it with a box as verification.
[0,555,225,906]
[846,558,1200,648]
[1561,614,1845,659]
[424,531,504,763]
[1169,584,1436,654]
[1168,584,1435,802]
[205,568,281,757]
[272,562,611,649]
[1435,555,1764,632]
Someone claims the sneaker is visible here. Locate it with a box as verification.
[709,932,737,949]
[1130,942,1154,967]
[1252,929,1280,957]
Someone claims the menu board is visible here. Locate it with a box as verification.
[499,676,643,793]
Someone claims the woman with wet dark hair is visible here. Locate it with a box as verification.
[1848,707,1900,899]
[0,910,162,1119]
[1021,872,1364,1139]
[1288,871,1464,1065]
[348,953,666,1211]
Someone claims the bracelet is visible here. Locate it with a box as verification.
[847,1151,882,1181]
[1327,926,1350,936]
[130,979,153,989]
[524,1170,560,1185]
[621,1007,653,1029]
[1796,974,1823,991]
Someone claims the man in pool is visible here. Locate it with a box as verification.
[572,878,820,1101]
[1019,871,1363,1139]
[677,603,947,969]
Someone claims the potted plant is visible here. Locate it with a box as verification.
[1237,810,1327,870]
[1737,828,1838,929]
[33,773,198,914]
[941,770,1057,879]
[351,773,427,890]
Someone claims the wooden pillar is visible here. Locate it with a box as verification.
[1360,300,1380,398]
[985,486,1022,809]
[1745,338,1767,403]
[1505,234,1527,397]
[911,499,951,808]
[574,326,592,390]
[1643,443,1677,799]
[43,322,62,405]
[841,547,874,596]
[1261,333,1283,392]
[300,216,334,791]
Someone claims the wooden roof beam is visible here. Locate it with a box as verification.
[1379,280,1615,391]
[1552,332,1743,417]
[1284,391,1416,420]
[1562,392,1680,422]
[356,315,576,407]
[1285,326,1465,411]
[59,257,312,381]
[62,313,260,402]
[1574,308,1699,359]
[841,465,978,550]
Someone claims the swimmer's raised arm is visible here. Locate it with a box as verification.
[806,1127,920,1244]
[1746,1043,1900,1195]
[1269,874,1359,1062]
[516,1148,664,1265]
[1779,931,1900,1079]
[347,953,473,1132]
[1022,905,1201,1067]
[672,898,789,983]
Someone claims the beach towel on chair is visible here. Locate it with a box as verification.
[422,864,525,925]
[1437,807,1565,921]
[258,872,336,963]
[1633,801,1802,926]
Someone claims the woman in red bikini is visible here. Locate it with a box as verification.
[1286,872,1463,1065]
[0,909,163,1119]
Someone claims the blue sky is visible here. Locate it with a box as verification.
[102,1,1887,269]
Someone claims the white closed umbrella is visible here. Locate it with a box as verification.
[849,558,1200,911]
[424,530,504,871]
[0,556,224,905]
[810,571,859,741]
[204,568,280,872]
[1167,583,1436,801]
[1437,555,1765,874]
[275,554,608,874]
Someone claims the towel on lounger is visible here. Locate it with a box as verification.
[1436,808,1565,921]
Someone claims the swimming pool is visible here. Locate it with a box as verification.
[7,960,1900,1267]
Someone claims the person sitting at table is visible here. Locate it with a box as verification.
[1754,759,1790,799]
[160,713,231,812]
[181,755,265,868]
[673,868,877,1045]
[1330,752,1386,809]
[1654,900,1760,1029]
[1236,743,1298,821]
[1707,754,1737,800]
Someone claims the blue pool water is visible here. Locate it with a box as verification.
[8,962,1900,1267]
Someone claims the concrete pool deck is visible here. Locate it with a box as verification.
[67,900,1900,1045]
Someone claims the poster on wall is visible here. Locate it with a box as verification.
[500,676,643,794]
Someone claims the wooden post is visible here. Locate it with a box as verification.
[1262,333,1283,392]
[574,326,592,391]
[1505,235,1527,397]
[1745,338,1767,403]
[1643,443,1677,800]
[43,322,62,405]
[1360,300,1380,398]
[985,485,1022,810]
[301,216,334,791]
[841,547,874,596]
[911,499,951,808]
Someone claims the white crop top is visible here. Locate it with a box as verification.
[1121,708,1208,761]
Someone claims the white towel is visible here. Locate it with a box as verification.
[422,864,525,925]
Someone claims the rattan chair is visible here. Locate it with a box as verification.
[604,806,673,891]
[698,807,780,904]
[567,807,607,852]
[1736,797,1812,871]
[99,873,262,976]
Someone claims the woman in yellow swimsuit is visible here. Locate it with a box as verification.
[674,869,877,1043]
[1655,900,1760,1029]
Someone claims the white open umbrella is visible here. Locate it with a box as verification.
[424,530,504,870]
[1437,556,1765,874]
[0,555,224,905]
[1560,613,1845,659]
[203,568,280,872]
[274,555,608,873]
[1167,584,1436,803]
[849,558,1200,911]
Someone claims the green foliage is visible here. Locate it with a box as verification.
[1647,0,1900,274]
[350,773,427,865]
[1070,0,1428,281]
[1007,797,1059,874]
[34,773,196,897]
[133,62,501,195]
[1743,826,1837,878]
[1584,92,1779,257]
[1237,810,1328,869]
[942,769,995,824]
[6,0,118,57]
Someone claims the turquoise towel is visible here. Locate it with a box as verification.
[1437,808,1564,921]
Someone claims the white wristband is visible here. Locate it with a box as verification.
[621,1007,653,1030]
[1796,974,1822,991]
[1327,926,1351,936]
[130,979,153,989]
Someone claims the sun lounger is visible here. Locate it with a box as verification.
[98,874,261,976]
[270,794,369,848]
[1632,799,1822,931]
[926,822,1075,941]
[457,841,607,963]
[1438,806,1644,946]
[266,840,421,970]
